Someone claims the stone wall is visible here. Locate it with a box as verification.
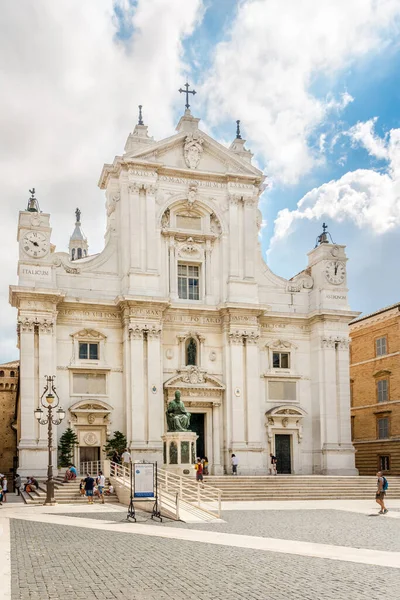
[0,361,18,475]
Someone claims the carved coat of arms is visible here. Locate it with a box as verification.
[184,133,204,169]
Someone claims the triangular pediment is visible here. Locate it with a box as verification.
[125,130,262,178]
[164,366,225,390]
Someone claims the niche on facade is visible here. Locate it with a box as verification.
[177,332,205,367]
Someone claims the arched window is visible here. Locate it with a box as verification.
[186,338,197,366]
[10,371,15,377]
[71,248,75,261]
[0,370,4,377]
[77,248,82,259]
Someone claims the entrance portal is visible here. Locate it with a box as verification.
[80,446,100,465]
[190,413,205,459]
[275,434,291,474]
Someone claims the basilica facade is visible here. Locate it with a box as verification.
[10,107,358,476]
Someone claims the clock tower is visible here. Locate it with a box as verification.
[307,223,350,313]
[17,189,55,288]
[306,224,358,475]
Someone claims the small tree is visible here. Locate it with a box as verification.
[58,428,79,467]
[103,431,127,459]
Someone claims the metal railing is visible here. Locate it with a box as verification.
[80,461,103,476]
[110,461,222,519]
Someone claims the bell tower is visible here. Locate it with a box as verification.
[69,208,88,261]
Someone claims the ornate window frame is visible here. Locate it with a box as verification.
[70,328,108,368]
[265,339,298,375]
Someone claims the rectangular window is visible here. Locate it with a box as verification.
[178,263,200,300]
[376,337,387,357]
[268,381,296,401]
[377,379,388,403]
[73,372,106,395]
[272,352,290,369]
[378,417,389,440]
[79,342,99,360]
[176,215,201,230]
[379,455,390,471]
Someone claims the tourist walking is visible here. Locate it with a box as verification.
[84,473,95,504]
[112,450,120,464]
[231,454,239,475]
[79,479,86,497]
[2,476,8,502]
[376,471,388,514]
[195,458,204,483]
[203,457,209,476]
[14,473,21,496]
[97,470,106,504]
[121,448,131,468]
[269,453,277,476]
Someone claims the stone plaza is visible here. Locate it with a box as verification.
[2,495,400,599]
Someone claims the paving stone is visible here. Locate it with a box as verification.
[10,517,399,600]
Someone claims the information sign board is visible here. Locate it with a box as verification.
[133,463,155,498]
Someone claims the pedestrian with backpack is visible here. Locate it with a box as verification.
[375,471,388,514]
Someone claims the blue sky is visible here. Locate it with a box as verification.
[0,0,400,362]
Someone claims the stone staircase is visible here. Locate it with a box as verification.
[204,475,400,501]
[21,476,118,505]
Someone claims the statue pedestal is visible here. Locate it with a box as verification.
[162,431,198,477]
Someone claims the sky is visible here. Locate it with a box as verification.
[1,0,400,363]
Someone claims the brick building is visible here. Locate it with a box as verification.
[0,360,19,476]
[350,303,400,475]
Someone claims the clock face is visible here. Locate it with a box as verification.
[325,261,345,285]
[22,231,49,258]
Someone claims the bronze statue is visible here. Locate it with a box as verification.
[166,390,191,432]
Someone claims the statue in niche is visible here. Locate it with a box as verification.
[166,390,191,432]
[186,338,197,366]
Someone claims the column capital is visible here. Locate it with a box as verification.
[321,335,349,349]
[228,331,244,345]
[128,182,141,194]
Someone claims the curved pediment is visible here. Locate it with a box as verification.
[164,366,225,390]
[266,405,307,417]
[69,399,113,413]
[70,328,107,340]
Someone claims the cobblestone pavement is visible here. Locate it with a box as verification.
[58,508,400,552]
[10,518,399,600]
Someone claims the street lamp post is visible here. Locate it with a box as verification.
[34,376,65,505]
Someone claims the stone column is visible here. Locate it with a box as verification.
[147,324,164,462]
[229,331,246,445]
[18,318,36,447]
[169,235,178,299]
[243,198,256,279]
[337,337,353,445]
[245,331,262,448]
[144,184,158,272]
[212,402,223,475]
[122,322,132,445]
[119,184,131,287]
[129,183,141,271]
[38,318,56,448]
[205,239,212,302]
[129,323,146,456]
[228,195,240,278]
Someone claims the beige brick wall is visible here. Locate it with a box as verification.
[350,309,400,475]
[0,365,18,475]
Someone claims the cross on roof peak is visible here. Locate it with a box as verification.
[179,82,196,110]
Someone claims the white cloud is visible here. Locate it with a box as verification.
[270,119,400,247]
[204,0,400,183]
[0,0,203,362]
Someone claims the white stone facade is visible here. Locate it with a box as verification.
[10,110,358,476]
